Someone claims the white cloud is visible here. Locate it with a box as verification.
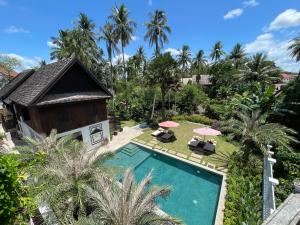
[4,26,29,34]
[243,0,259,7]
[245,33,300,72]
[148,0,152,6]
[112,53,130,65]
[0,53,41,72]
[224,8,243,20]
[0,0,7,6]
[267,9,300,31]
[47,41,57,48]
[164,48,180,56]
[131,35,139,41]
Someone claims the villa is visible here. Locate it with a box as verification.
[0,56,112,149]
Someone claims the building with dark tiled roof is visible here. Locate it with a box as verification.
[0,56,112,149]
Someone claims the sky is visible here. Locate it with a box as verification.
[0,0,300,72]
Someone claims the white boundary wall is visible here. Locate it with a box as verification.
[18,119,110,150]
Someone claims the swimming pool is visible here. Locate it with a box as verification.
[105,143,223,225]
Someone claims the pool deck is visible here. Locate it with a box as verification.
[95,125,227,225]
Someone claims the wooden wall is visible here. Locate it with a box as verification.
[28,100,107,135]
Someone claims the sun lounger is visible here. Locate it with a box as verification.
[151,130,165,137]
[203,142,215,153]
[188,139,215,153]
[157,133,175,142]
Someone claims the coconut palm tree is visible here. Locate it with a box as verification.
[100,22,119,84]
[288,35,300,62]
[210,41,225,62]
[89,169,182,225]
[193,50,207,75]
[145,10,171,56]
[110,4,136,81]
[147,52,179,120]
[177,45,192,82]
[31,139,113,221]
[222,107,297,162]
[50,13,100,69]
[229,43,245,68]
[240,53,279,83]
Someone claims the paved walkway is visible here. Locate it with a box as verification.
[96,125,143,154]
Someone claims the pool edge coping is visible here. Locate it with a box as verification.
[130,140,227,225]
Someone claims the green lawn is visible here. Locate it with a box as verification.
[135,121,239,168]
[121,120,138,128]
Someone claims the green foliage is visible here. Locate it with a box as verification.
[147,52,180,119]
[171,114,214,125]
[272,78,300,146]
[108,82,156,121]
[208,60,239,98]
[274,146,300,204]
[205,100,230,120]
[0,154,35,225]
[224,154,263,225]
[177,84,208,114]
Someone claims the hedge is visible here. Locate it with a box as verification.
[171,114,214,125]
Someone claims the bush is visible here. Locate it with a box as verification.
[224,154,263,225]
[0,154,20,225]
[177,84,209,114]
[0,154,36,225]
[171,114,214,125]
[274,146,300,205]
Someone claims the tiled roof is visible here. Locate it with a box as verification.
[3,56,112,107]
[7,58,74,106]
[0,69,34,100]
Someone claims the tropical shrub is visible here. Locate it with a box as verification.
[0,154,35,225]
[274,146,300,205]
[224,153,263,225]
[171,114,214,125]
[177,84,209,114]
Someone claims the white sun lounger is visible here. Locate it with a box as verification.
[151,130,164,137]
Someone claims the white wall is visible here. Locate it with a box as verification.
[57,120,110,150]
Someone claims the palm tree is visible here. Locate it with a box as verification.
[30,139,113,221]
[50,13,100,69]
[210,41,225,61]
[240,53,279,83]
[193,50,207,75]
[50,29,74,60]
[288,35,300,62]
[145,10,171,56]
[147,53,179,120]
[222,107,297,162]
[17,129,72,165]
[229,43,245,64]
[89,169,182,225]
[134,46,147,79]
[177,45,192,82]
[110,4,136,81]
[100,22,119,84]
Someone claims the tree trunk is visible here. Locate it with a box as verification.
[151,92,156,120]
[109,53,113,86]
[121,43,126,82]
[155,39,159,57]
[161,87,166,120]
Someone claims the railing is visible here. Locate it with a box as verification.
[18,120,42,140]
[263,145,279,221]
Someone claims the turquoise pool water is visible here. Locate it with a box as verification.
[105,143,222,225]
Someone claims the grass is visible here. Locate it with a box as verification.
[135,121,239,168]
[121,120,138,128]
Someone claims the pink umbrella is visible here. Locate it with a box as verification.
[159,121,179,128]
[193,127,221,139]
